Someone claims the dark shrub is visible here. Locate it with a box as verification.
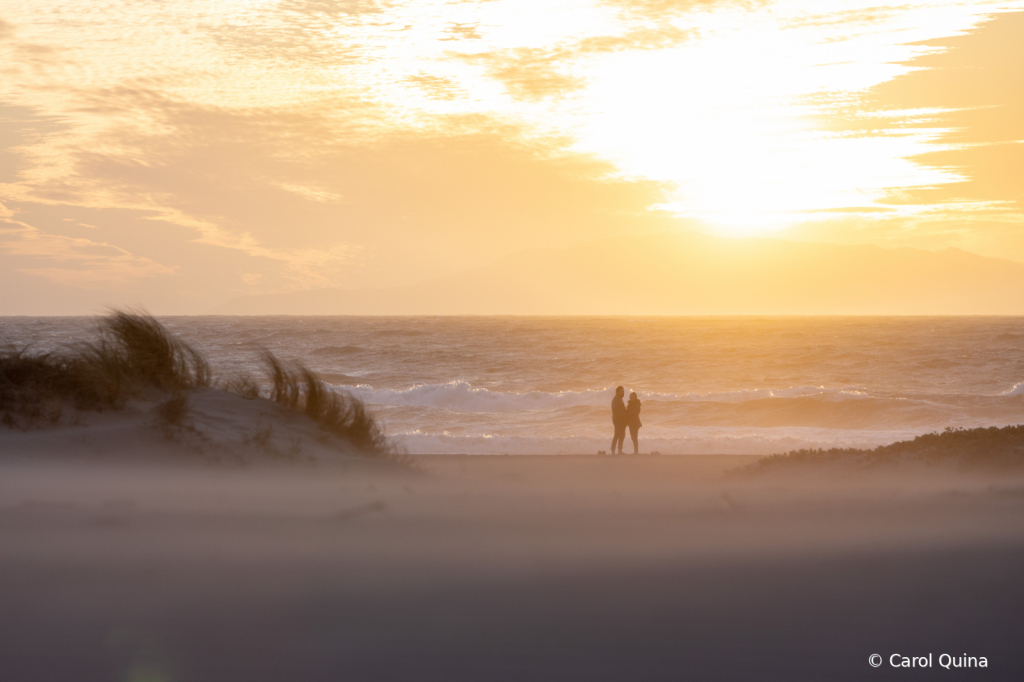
[1,348,113,425]
[743,425,1024,475]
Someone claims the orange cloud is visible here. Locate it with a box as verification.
[0,217,175,285]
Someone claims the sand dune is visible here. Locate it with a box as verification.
[0,387,394,468]
[0,310,399,466]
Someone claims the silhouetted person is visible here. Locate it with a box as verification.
[611,386,626,455]
[626,391,642,454]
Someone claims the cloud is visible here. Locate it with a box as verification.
[278,0,390,17]
[0,217,175,285]
[871,11,1024,211]
[459,47,587,101]
[605,0,770,18]
[798,9,1024,256]
[1,80,678,296]
[405,72,465,101]
[441,22,482,41]
[453,19,699,102]
[782,3,1024,267]
[3,0,1024,312]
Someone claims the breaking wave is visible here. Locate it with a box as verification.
[312,345,365,356]
[1003,381,1024,397]
[346,381,1024,447]
[344,381,880,413]
[394,427,923,455]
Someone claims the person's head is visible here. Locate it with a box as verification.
[615,386,624,397]
[629,392,638,400]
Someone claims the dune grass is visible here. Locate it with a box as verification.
[1,309,209,427]
[0,350,79,427]
[264,353,396,459]
[744,425,1024,475]
[1,310,397,459]
[97,310,211,391]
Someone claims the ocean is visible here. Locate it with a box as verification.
[3,316,1024,455]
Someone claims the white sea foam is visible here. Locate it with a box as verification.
[344,381,877,413]
[394,427,922,455]
[347,381,602,412]
[1003,381,1024,397]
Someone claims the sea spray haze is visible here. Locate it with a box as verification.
[4,316,1024,455]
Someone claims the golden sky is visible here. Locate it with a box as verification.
[1,0,1022,313]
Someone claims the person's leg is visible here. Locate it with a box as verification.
[616,426,626,454]
[629,425,639,454]
[610,432,618,454]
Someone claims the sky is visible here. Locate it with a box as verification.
[1,0,1023,314]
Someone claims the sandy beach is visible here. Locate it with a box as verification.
[1,453,1021,681]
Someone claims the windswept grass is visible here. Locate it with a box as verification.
[1,309,209,428]
[264,353,397,459]
[96,310,210,391]
[1,310,399,460]
[743,425,1024,475]
[0,350,74,427]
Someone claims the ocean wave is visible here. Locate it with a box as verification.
[1004,381,1024,397]
[351,381,1024,432]
[343,381,879,413]
[348,382,608,412]
[312,345,365,356]
[316,372,362,385]
[393,427,923,455]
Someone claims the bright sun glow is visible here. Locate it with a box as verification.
[3,0,1013,236]
[339,0,1014,237]
[1,0,1023,305]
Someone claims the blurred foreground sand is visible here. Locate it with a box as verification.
[0,454,1022,681]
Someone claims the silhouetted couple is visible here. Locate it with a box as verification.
[610,386,642,455]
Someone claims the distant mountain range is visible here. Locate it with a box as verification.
[212,232,1024,315]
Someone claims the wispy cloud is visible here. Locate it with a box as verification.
[0,217,175,285]
[0,0,1022,312]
